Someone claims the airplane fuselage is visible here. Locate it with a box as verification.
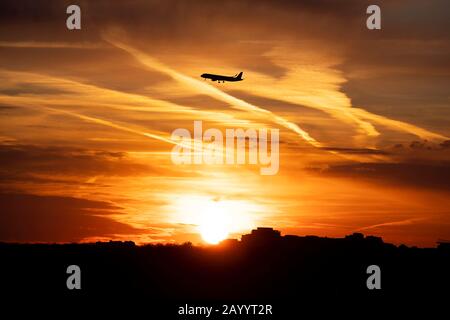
[201,72,243,83]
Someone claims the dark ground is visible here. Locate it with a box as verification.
[1,229,448,318]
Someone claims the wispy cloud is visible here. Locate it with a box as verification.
[104,34,322,148]
[0,69,252,127]
[242,46,448,142]
[44,106,178,146]
[356,218,424,231]
[0,41,106,49]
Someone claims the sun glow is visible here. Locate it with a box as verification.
[197,202,230,244]
[170,195,259,244]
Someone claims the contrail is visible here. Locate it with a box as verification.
[0,69,253,127]
[354,108,447,141]
[104,35,322,148]
[0,97,195,151]
[275,95,447,141]
[355,218,423,231]
[41,107,276,164]
[41,107,187,147]
[0,69,276,161]
[242,68,447,141]
[1,96,245,160]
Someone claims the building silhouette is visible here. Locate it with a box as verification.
[241,227,281,245]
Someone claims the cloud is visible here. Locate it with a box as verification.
[237,45,448,142]
[356,218,423,231]
[0,82,71,96]
[104,34,322,147]
[0,144,158,179]
[43,106,179,147]
[0,41,105,49]
[320,147,389,155]
[313,162,450,191]
[0,193,144,242]
[0,69,255,128]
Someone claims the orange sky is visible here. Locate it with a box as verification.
[0,0,449,246]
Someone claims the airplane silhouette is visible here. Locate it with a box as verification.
[201,72,244,83]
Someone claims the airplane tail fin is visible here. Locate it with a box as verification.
[236,72,243,80]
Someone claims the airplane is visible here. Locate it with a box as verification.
[201,72,244,83]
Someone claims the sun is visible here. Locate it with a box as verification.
[198,204,230,244]
[170,195,259,245]
[198,216,229,244]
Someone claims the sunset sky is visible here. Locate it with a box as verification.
[0,0,449,246]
